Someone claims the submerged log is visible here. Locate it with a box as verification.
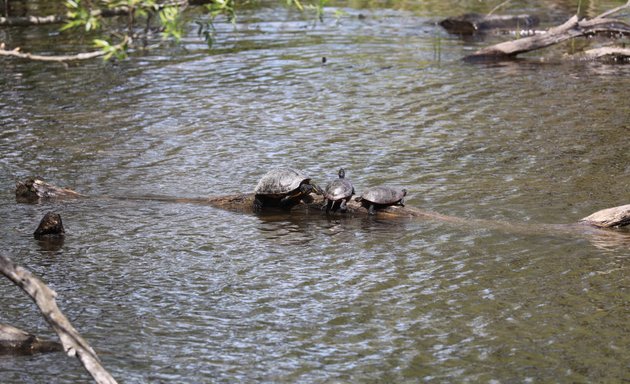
[16,178,84,202]
[440,13,540,35]
[0,323,63,355]
[14,178,630,230]
[33,212,66,251]
[33,212,65,239]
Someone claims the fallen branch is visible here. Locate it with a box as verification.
[0,45,105,61]
[580,46,630,61]
[0,255,117,384]
[0,14,66,26]
[0,33,129,62]
[16,178,85,201]
[465,1,630,60]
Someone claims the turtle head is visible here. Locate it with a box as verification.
[300,181,323,196]
[401,188,408,196]
[338,168,345,179]
[310,183,324,195]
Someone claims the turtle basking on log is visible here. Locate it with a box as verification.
[322,168,355,213]
[253,168,322,211]
[355,186,407,215]
[12,177,630,231]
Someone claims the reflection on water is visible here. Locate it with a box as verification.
[1,1,629,383]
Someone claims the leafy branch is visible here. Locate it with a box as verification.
[0,0,330,62]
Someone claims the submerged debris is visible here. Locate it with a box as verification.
[33,212,65,239]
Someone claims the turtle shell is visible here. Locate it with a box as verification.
[254,168,310,197]
[360,186,406,205]
[325,178,354,201]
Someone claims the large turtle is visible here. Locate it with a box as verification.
[323,168,355,213]
[355,186,407,215]
[253,168,321,211]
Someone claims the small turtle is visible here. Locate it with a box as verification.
[253,168,321,211]
[323,168,355,213]
[355,186,407,215]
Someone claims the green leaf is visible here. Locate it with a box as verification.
[93,39,111,48]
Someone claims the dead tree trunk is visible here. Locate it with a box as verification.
[0,255,117,384]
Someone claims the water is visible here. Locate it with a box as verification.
[1,2,629,383]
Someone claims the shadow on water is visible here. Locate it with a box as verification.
[253,207,416,244]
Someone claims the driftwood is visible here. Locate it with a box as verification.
[0,45,107,62]
[580,47,630,62]
[440,13,540,35]
[465,1,630,61]
[16,178,85,202]
[579,204,630,228]
[0,323,63,355]
[0,255,117,384]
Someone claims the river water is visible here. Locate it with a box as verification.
[1,1,629,383]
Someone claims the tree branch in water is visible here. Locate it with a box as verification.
[465,1,630,61]
[0,44,105,61]
[15,177,630,229]
[0,255,117,384]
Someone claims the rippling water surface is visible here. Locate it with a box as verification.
[1,2,629,383]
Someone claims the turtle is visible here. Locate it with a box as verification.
[322,168,355,213]
[355,186,407,215]
[253,168,321,211]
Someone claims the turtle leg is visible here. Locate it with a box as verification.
[279,195,297,210]
[368,204,376,215]
[400,197,405,207]
[253,196,264,212]
[280,184,312,209]
[325,199,333,214]
[339,199,348,213]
